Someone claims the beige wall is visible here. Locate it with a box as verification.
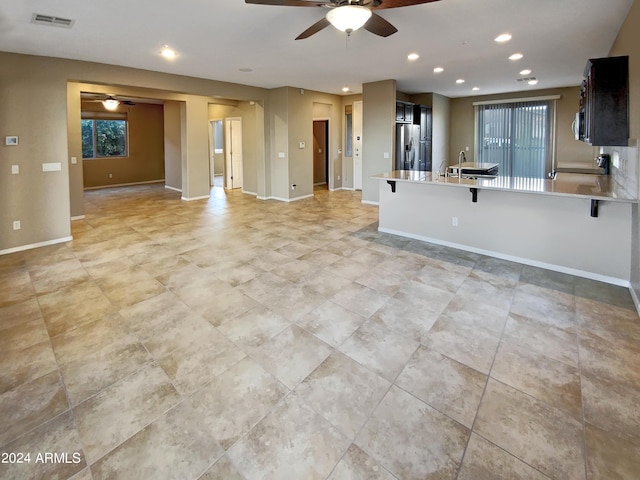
[81,101,165,188]
[448,87,597,170]
[164,101,182,191]
[1,54,71,251]
[362,80,396,204]
[609,0,640,302]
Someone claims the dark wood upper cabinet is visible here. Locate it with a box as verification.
[579,55,629,146]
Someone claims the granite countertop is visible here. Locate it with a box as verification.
[373,170,637,203]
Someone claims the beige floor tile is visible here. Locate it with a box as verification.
[584,423,640,480]
[296,300,367,348]
[339,318,419,382]
[0,339,57,395]
[0,411,86,480]
[218,305,290,349]
[190,357,288,450]
[510,288,577,331]
[458,433,550,480]
[475,379,585,480]
[414,259,472,293]
[327,444,397,480]
[581,373,640,445]
[355,385,469,480]
[90,401,223,480]
[0,269,35,307]
[250,325,333,389]
[37,281,117,337]
[423,316,500,374]
[371,295,440,344]
[51,314,151,405]
[579,332,640,389]
[74,363,181,463]
[29,259,90,295]
[503,313,579,367]
[439,295,509,336]
[331,282,389,319]
[0,371,68,447]
[158,329,246,395]
[296,351,391,438]
[491,342,582,419]
[396,346,487,428]
[199,456,246,480]
[227,392,350,480]
[0,297,42,331]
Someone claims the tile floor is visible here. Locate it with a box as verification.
[1,184,640,480]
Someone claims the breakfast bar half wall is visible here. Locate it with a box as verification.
[374,170,636,285]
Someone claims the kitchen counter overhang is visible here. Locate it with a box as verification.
[373,170,635,285]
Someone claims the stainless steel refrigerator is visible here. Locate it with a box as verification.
[395,124,421,171]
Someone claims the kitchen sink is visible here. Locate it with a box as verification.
[448,162,499,178]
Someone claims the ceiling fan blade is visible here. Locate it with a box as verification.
[245,0,329,6]
[363,12,397,37]
[295,17,331,39]
[371,0,440,9]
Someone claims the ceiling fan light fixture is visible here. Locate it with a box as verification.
[102,98,120,110]
[326,5,372,34]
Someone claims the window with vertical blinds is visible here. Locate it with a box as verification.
[474,96,557,178]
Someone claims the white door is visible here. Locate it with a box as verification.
[353,100,363,190]
[225,118,243,189]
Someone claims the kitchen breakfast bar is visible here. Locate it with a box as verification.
[374,170,637,285]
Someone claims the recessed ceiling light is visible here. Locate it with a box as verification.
[494,33,512,43]
[519,69,532,75]
[239,68,253,72]
[528,79,539,85]
[342,86,350,92]
[433,67,444,73]
[509,53,524,61]
[472,86,480,91]
[407,53,420,61]
[456,79,465,84]
[160,46,176,59]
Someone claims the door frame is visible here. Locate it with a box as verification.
[224,117,243,190]
[209,119,224,187]
[312,116,331,191]
[353,100,363,190]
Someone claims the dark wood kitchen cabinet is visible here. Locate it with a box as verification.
[395,101,413,123]
[579,55,629,146]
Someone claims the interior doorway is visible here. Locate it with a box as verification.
[353,100,363,190]
[313,120,329,189]
[225,117,243,190]
[209,119,224,188]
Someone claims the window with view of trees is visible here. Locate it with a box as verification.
[81,117,128,159]
[474,97,557,179]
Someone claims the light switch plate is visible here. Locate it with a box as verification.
[71,157,77,165]
[42,162,62,172]
[11,165,19,174]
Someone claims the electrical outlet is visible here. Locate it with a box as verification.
[11,165,19,174]
[338,175,341,180]
[13,220,21,230]
[452,217,459,227]
[108,173,113,178]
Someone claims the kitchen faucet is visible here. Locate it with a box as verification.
[457,150,466,175]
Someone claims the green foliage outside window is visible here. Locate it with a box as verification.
[81,119,127,158]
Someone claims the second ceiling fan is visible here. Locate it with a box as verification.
[245,0,442,40]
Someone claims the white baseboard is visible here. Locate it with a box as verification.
[70,215,85,221]
[362,199,379,206]
[84,179,165,191]
[164,185,182,193]
[378,226,630,288]
[256,194,314,202]
[0,236,73,256]
[242,190,258,196]
[181,195,210,202]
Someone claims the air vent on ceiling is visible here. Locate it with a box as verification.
[31,13,75,28]
[517,76,537,83]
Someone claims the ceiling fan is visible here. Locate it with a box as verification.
[245,0,441,40]
[82,94,136,110]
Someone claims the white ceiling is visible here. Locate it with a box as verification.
[0,0,634,98]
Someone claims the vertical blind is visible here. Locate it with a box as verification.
[474,98,556,178]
